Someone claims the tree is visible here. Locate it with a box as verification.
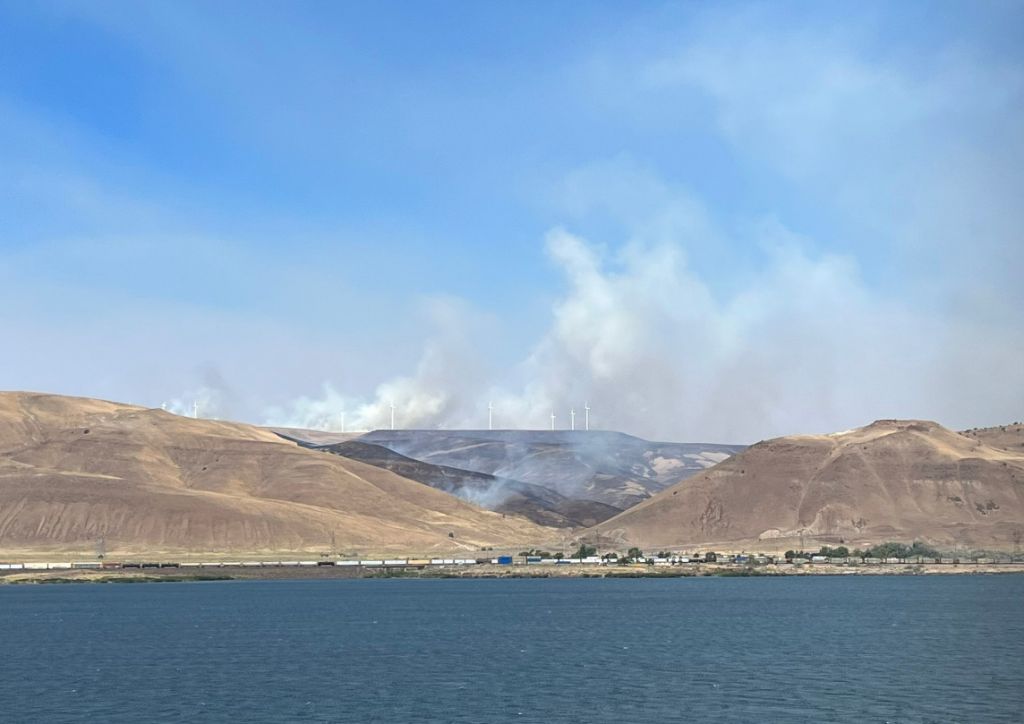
[818,545,849,558]
[627,547,643,562]
[573,543,597,559]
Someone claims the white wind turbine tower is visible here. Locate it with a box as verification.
[192,400,199,419]
[584,403,590,431]
[488,401,493,431]
[389,402,396,430]
[550,412,556,431]
[570,408,576,431]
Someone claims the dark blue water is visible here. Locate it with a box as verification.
[1,576,1021,723]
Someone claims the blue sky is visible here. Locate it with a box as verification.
[2,1,1022,441]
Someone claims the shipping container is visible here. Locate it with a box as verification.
[360,560,385,566]
[497,556,513,565]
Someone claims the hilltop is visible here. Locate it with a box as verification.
[353,429,744,510]
[589,420,1024,551]
[961,422,1024,453]
[0,392,556,556]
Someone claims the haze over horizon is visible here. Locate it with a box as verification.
[2,1,1021,443]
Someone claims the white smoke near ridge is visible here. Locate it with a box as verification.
[262,214,998,443]
[163,368,240,420]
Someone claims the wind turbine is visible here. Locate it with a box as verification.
[570,408,576,431]
[192,400,199,419]
[550,412,556,431]
[488,401,493,431]
[584,403,590,431]
[389,402,396,430]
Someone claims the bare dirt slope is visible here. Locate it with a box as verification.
[0,392,554,555]
[590,420,1024,550]
[321,440,620,528]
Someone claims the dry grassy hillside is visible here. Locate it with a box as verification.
[0,392,554,556]
[589,420,1024,551]
[962,422,1024,453]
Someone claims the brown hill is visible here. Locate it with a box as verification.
[321,440,621,528]
[356,429,745,509]
[0,392,555,556]
[962,422,1024,453]
[589,420,1024,551]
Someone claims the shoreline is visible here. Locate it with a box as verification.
[3,561,1024,584]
